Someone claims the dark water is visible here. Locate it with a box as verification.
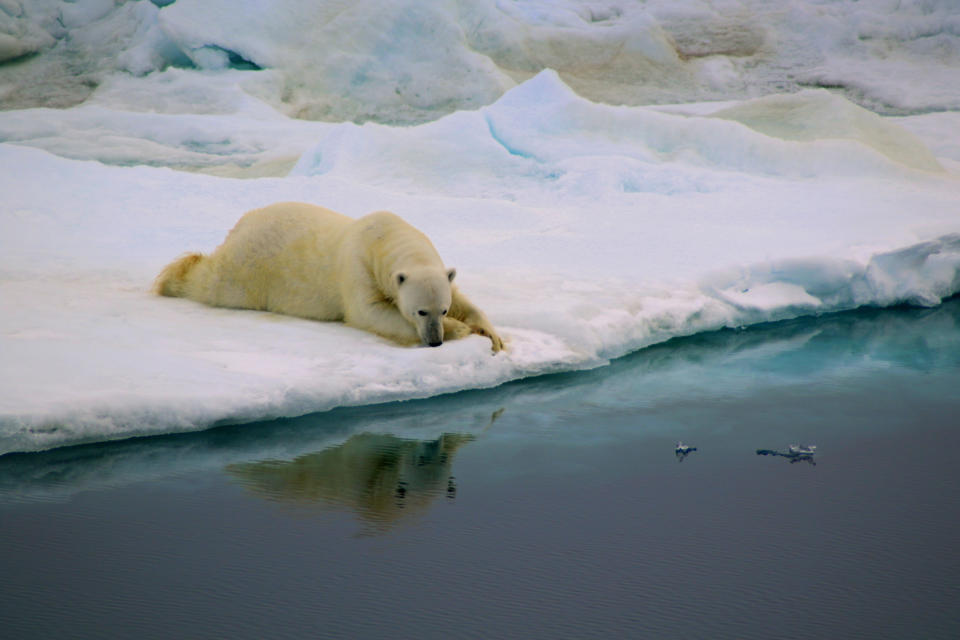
[1,300,959,640]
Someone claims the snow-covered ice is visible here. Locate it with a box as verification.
[1,1,959,453]
[4,0,960,118]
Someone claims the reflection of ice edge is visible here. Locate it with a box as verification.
[1,298,957,503]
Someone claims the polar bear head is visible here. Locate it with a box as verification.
[395,267,456,347]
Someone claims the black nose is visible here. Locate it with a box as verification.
[428,341,442,347]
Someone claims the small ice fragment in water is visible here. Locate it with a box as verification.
[757,444,817,465]
[676,441,697,461]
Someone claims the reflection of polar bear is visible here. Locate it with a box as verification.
[154,202,503,351]
[227,432,475,531]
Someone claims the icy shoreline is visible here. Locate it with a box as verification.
[3,72,960,452]
[3,3,960,453]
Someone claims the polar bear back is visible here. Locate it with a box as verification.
[193,202,352,320]
[337,210,446,298]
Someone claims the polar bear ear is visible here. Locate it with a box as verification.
[396,272,407,287]
[447,268,456,283]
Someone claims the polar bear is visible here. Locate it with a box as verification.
[154,202,504,352]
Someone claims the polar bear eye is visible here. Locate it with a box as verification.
[442,309,447,316]
[418,310,427,316]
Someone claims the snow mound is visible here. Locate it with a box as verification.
[292,71,945,200]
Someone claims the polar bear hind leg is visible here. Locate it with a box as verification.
[153,252,204,297]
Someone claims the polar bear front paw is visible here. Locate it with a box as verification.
[471,324,504,353]
[443,317,472,341]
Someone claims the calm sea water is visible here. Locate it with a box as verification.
[2,299,959,639]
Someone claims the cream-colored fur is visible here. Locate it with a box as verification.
[154,202,503,352]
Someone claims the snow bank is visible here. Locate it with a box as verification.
[2,70,959,454]
[157,0,960,121]
[158,0,512,123]
[0,70,328,174]
[0,0,57,63]
[3,1,959,120]
[0,0,190,109]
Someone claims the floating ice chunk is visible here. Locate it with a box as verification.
[676,442,697,456]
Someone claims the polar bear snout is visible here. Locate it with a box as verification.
[410,312,445,347]
[422,318,444,347]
